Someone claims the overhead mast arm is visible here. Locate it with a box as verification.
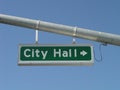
[0,14,120,46]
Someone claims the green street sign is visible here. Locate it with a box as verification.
[18,44,94,66]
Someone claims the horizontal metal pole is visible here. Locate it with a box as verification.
[0,14,120,46]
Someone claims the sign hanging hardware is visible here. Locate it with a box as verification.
[94,43,107,62]
[35,30,39,44]
[35,21,40,44]
[72,27,77,44]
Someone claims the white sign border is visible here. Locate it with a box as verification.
[18,44,94,66]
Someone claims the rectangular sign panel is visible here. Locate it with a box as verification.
[18,44,94,66]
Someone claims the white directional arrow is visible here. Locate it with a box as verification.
[80,50,87,56]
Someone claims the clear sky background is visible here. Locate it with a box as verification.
[0,0,120,90]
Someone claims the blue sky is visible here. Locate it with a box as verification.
[0,0,120,90]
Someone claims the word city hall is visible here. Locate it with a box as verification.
[23,48,88,60]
